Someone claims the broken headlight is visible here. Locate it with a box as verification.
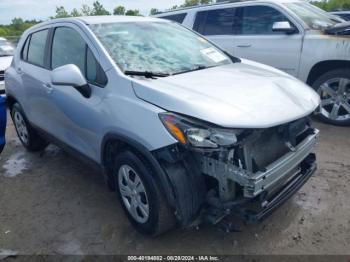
[159,113,240,149]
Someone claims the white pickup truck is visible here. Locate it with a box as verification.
[155,0,350,126]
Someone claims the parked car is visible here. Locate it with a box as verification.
[0,37,14,92]
[155,0,350,126]
[6,16,319,235]
[0,92,6,154]
[330,11,350,21]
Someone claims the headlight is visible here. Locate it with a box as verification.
[159,113,240,149]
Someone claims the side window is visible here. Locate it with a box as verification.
[21,36,30,61]
[240,6,293,35]
[27,30,48,67]
[160,13,187,23]
[86,48,107,86]
[51,27,85,73]
[194,8,236,36]
[51,27,107,87]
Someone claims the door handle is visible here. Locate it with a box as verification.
[237,44,252,48]
[43,83,53,93]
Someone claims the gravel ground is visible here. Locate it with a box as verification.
[0,117,349,256]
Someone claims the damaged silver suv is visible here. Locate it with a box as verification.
[5,16,320,236]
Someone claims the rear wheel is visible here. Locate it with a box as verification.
[11,103,48,151]
[114,150,176,236]
[312,69,350,126]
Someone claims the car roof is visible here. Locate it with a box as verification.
[0,37,6,41]
[155,0,302,15]
[330,11,350,14]
[41,16,164,26]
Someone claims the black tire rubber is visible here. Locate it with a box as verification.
[312,68,350,126]
[113,150,176,236]
[11,103,48,151]
[0,144,4,154]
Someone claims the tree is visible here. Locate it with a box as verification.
[150,8,159,15]
[81,4,92,16]
[71,8,81,17]
[310,0,350,11]
[52,6,70,18]
[91,1,110,15]
[113,5,126,15]
[125,9,140,16]
[10,18,24,30]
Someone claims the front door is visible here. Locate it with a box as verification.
[233,5,303,77]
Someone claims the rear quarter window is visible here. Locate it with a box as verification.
[193,8,236,35]
[159,13,187,23]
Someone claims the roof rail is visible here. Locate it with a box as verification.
[155,0,256,15]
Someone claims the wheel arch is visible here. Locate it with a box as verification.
[100,132,177,205]
[307,60,350,86]
[6,95,17,110]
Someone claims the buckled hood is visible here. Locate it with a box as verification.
[132,60,320,128]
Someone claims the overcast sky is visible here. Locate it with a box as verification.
[0,0,186,24]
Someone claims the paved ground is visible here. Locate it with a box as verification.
[0,117,349,256]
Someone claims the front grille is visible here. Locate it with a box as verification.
[0,70,4,81]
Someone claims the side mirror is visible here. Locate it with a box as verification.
[272,21,296,34]
[51,64,91,98]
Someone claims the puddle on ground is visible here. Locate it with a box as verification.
[43,144,62,157]
[2,152,28,177]
[0,249,18,260]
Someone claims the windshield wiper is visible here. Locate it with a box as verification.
[172,65,217,76]
[124,70,169,78]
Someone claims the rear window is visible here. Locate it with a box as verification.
[27,29,48,67]
[159,13,187,23]
[194,8,236,35]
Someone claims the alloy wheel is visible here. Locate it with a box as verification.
[318,77,350,121]
[13,111,29,145]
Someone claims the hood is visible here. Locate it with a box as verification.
[0,56,13,71]
[325,21,350,35]
[131,61,320,129]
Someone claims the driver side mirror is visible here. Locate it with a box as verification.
[51,64,91,98]
[272,21,296,34]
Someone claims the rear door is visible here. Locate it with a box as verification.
[233,5,303,77]
[18,29,52,128]
[193,7,238,55]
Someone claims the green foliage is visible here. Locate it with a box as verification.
[0,18,40,37]
[71,8,81,17]
[310,0,350,11]
[125,9,140,16]
[51,6,71,18]
[150,8,159,15]
[182,0,213,7]
[81,4,92,16]
[91,1,110,15]
[114,6,126,15]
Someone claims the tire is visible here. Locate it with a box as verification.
[312,68,350,126]
[11,103,48,151]
[113,150,176,236]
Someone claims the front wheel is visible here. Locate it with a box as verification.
[113,150,176,236]
[312,69,350,126]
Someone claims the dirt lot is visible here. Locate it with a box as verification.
[0,117,349,256]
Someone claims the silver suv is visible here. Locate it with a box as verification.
[5,16,319,235]
[155,0,350,126]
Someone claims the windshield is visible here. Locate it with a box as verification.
[285,2,344,30]
[90,21,231,75]
[0,39,15,57]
